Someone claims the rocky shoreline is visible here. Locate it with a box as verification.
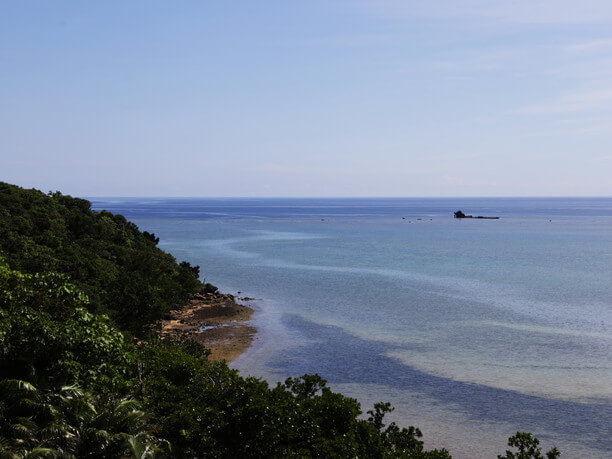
[161,292,256,362]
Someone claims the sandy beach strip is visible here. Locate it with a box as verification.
[161,292,256,362]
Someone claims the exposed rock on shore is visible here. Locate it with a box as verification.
[161,292,256,362]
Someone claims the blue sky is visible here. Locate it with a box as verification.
[1,1,611,197]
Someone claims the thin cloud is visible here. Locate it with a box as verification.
[566,39,612,53]
[519,86,612,115]
[357,0,612,24]
[473,0,612,24]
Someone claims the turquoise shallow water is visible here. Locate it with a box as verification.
[91,198,612,458]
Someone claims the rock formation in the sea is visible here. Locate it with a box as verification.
[454,210,499,219]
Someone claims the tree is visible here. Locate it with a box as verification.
[0,262,132,392]
[498,432,560,459]
[0,182,205,335]
[0,379,167,457]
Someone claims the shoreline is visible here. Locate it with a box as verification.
[161,292,256,362]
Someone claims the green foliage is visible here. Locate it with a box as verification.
[0,379,167,458]
[136,339,452,458]
[365,402,452,458]
[0,262,132,392]
[498,432,560,459]
[0,182,204,335]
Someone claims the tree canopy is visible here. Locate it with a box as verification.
[0,182,209,335]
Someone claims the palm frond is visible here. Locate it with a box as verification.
[0,380,37,395]
[23,446,62,458]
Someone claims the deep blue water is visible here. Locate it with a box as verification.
[90,197,612,458]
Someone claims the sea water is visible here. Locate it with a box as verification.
[90,198,612,458]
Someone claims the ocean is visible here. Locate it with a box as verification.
[90,197,612,458]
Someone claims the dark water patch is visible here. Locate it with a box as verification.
[270,314,612,452]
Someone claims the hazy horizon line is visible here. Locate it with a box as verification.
[86,195,612,200]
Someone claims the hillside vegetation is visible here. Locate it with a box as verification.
[0,182,210,335]
[0,183,559,458]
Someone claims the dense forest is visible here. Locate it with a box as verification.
[0,182,560,458]
[0,182,215,335]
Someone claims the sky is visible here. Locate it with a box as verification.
[1,1,611,197]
